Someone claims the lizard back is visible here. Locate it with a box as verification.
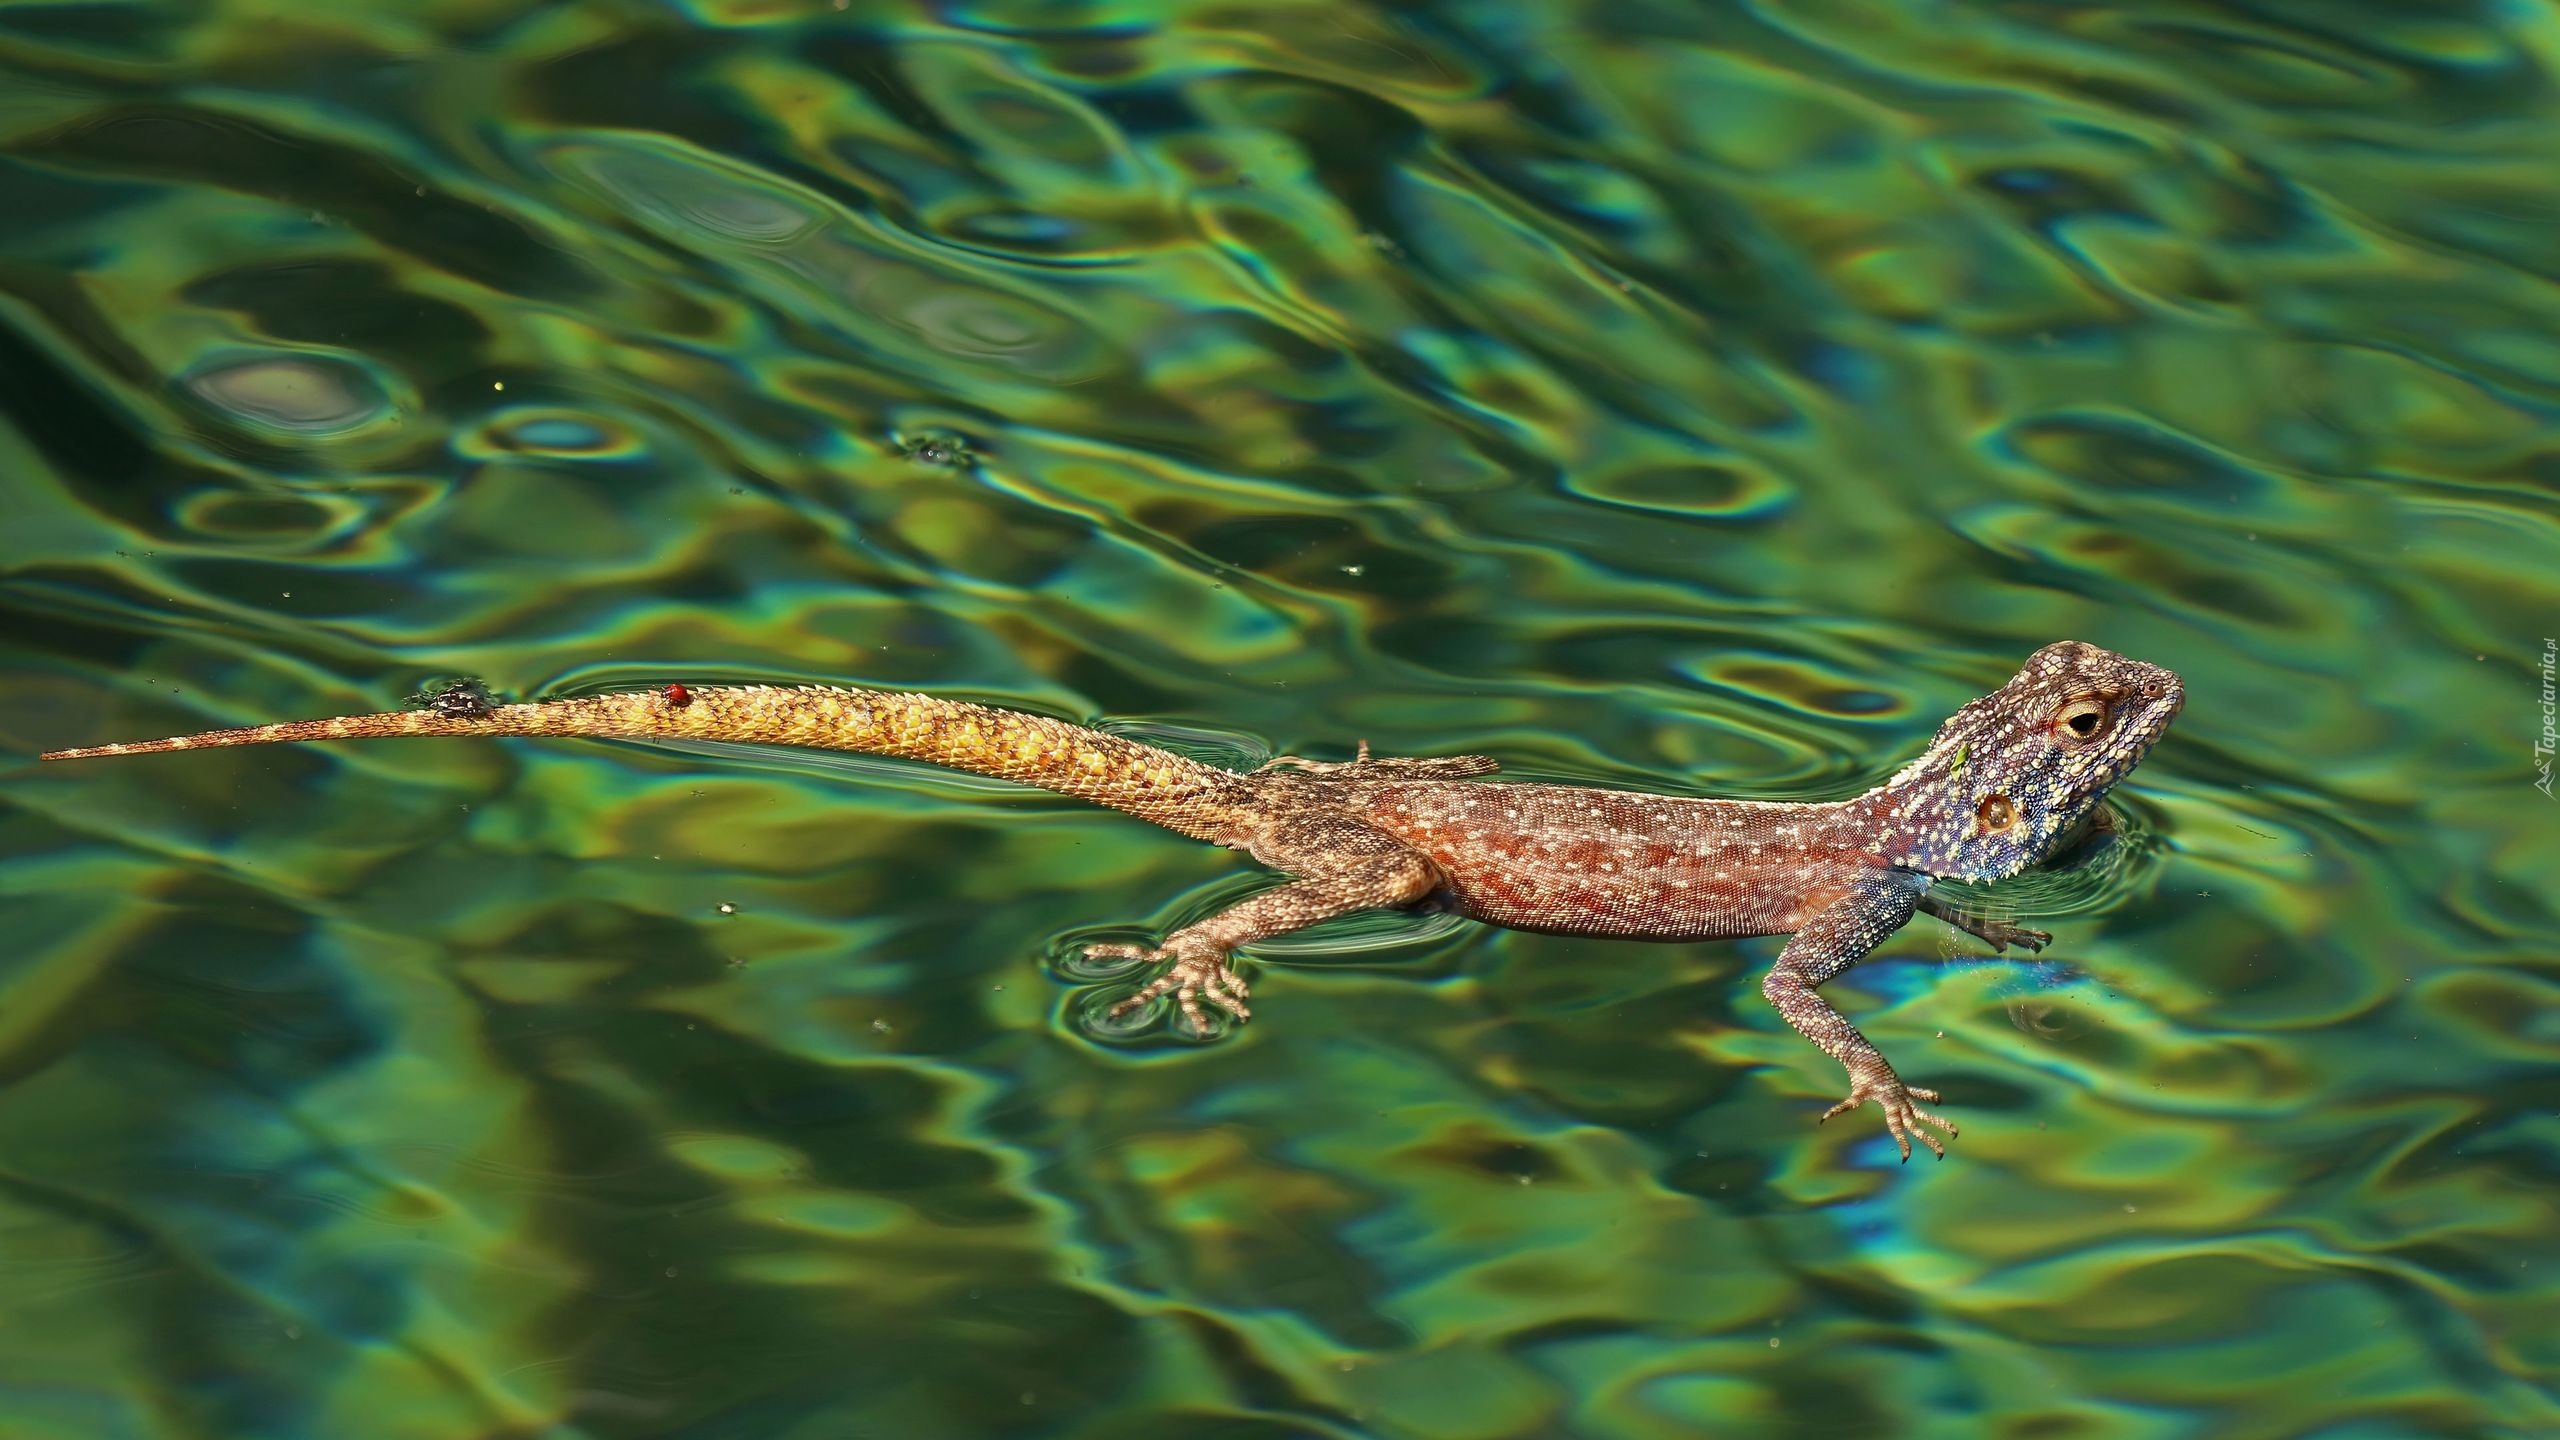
[1360,781,1893,941]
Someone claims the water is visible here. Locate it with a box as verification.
[1,3,2555,1437]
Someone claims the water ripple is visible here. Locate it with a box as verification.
[3,1,2555,1436]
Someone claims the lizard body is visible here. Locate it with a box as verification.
[43,640,2182,1159]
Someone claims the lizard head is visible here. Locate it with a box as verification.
[1876,640,2183,882]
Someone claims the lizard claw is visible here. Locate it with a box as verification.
[1978,920,2051,954]
[1092,942,1251,1035]
[1930,907,2051,954]
[1819,1073,1957,1161]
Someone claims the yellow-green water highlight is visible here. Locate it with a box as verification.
[0,1,2555,1436]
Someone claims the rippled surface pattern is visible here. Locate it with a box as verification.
[2,2,2556,1436]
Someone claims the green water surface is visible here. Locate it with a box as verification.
[1,2,2555,1437]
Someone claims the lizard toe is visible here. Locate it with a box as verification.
[1820,1073,1957,1162]
[1169,953,1250,1030]
[1886,1093,1957,1162]
[1198,965,1251,1022]
[1105,961,1181,1019]
[1103,947,1250,1034]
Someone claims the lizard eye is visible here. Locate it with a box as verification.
[2053,698,2108,745]
[1977,794,2018,831]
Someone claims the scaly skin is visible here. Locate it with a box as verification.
[44,641,2182,1160]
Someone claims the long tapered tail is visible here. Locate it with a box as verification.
[42,685,1261,842]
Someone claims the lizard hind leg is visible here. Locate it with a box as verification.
[1091,816,1442,1037]
[1255,739,1500,780]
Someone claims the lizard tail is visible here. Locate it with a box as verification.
[42,685,1260,843]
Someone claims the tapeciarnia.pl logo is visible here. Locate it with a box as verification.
[2537,637,2557,799]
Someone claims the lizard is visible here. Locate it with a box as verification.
[41,640,2182,1160]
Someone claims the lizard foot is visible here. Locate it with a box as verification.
[1258,739,1499,781]
[1091,942,1251,1035]
[1922,899,2052,954]
[1820,1073,1957,1162]
[1971,918,2051,954]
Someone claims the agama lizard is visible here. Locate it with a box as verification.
[43,640,2181,1160]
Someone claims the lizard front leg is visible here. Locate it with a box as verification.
[1918,894,2050,954]
[1094,816,1442,1034]
[1762,873,1957,1160]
